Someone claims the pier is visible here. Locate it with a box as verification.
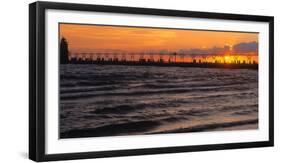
[67,52,258,70]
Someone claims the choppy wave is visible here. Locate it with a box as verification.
[148,119,258,134]
[61,120,161,138]
[59,64,258,138]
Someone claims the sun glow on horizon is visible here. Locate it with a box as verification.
[224,55,231,63]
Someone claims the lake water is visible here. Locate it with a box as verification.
[59,64,258,138]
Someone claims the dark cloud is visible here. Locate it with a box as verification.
[233,41,258,53]
[178,46,230,57]
[175,42,257,57]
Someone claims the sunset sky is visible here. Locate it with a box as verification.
[59,23,258,63]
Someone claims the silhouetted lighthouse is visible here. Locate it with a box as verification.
[60,37,69,64]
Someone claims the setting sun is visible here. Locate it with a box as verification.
[224,56,231,63]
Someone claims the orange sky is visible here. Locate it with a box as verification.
[60,23,258,53]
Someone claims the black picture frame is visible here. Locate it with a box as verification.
[29,1,274,162]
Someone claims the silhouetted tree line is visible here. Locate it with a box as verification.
[60,37,69,64]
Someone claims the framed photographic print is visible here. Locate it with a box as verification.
[29,1,274,162]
